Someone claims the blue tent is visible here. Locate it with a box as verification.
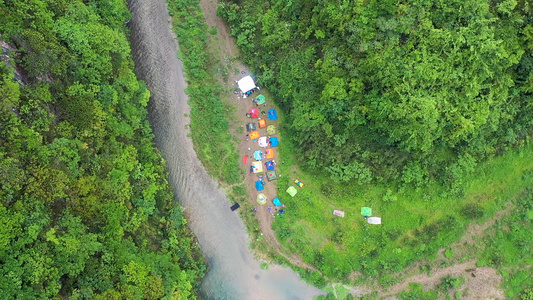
[269,137,279,147]
[266,161,275,170]
[273,198,282,207]
[255,180,264,191]
[268,109,278,120]
[253,150,263,160]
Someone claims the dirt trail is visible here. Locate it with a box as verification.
[378,204,513,299]
[380,261,504,299]
[199,0,317,272]
[454,202,513,251]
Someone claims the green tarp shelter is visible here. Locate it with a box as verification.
[361,207,372,217]
[256,94,266,105]
[257,193,267,205]
[266,170,277,181]
[267,125,276,135]
[286,186,297,197]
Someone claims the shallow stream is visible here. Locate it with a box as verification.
[127,0,325,299]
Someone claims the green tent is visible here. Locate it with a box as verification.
[267,125,276,135]
[266,170,277,181]
[256,94,266,105]
[286,186,297,197]
[361,207,372,217]
[257,193,267,205]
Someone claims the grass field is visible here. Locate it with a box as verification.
[272,132,533,283]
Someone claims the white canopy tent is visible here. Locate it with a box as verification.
[258,136,268,148]
[367,217,382,225]
[237,76,257,93]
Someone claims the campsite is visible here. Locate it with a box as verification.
[8,0,533,298]
[197,22,533,300]
[236,75,287,221]
[170,0,533,298]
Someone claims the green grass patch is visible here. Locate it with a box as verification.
[166,0,242,185]
[476,187,533,298]
[273,133,533,280]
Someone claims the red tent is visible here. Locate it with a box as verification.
[249,108,259,118]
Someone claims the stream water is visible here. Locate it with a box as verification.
[127,0,325,299]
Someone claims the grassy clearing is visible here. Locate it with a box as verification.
[477,187,533,299]
[167,0,242,185]
[272,135,533,284]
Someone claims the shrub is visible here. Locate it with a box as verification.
[521,287,533,300]
[382,188,398,203]
[439,276,465,291]
[461,203,485,219]
[444,248,454,258]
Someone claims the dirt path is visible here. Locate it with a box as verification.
[453,202,514,251]
[379,261,504,299]
[377,204,513,299]
[199,0,318,272]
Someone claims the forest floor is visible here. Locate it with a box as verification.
[198,0,317,272]
[197,0,511,299]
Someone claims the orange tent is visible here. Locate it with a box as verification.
[258,118,267,128]
[249,131,260,140]
[265,148,275,159]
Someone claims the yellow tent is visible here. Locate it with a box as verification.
[267,125,276,135]
[286,186,297,197]
[249,131,260,140]
[252,161,263,173]
[265,149,275,159]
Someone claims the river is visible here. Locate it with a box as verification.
[127,0,325,299]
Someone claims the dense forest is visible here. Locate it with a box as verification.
[0,0,204,298]
[219,0,533,190]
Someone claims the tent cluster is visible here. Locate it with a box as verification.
[237,76,383,225]
[238,76,284,210]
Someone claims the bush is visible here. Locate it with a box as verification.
[521,287,533,300]
[232,184,247,196]
[382,188,398,203]
[439,276,465,291]
[444,248,454,258]
[461,203,485,219]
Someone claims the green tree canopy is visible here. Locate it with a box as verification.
[219,0,533,186]
[0,0,205,298]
